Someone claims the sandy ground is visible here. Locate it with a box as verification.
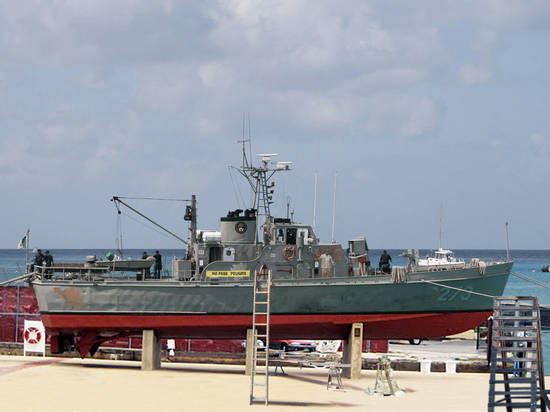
[0,355,498,412]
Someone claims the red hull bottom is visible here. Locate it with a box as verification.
[42,311,491,340]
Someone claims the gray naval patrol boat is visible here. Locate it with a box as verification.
[30,143,512,357]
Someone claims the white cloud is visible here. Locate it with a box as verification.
[530,133,546,146]
[358,93,437,137]
[473,0,550,29]
[0,1,545,150]
[471,29,498,52]
[457,64,492,85]
[82,70,106,89]
[132,63,198,112]
[0,1,549,247]
[116,0,445,139]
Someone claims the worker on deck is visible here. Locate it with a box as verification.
[142,251,151,278]
[44,250,54,278]
[153,250,162,279]
[32,249,45,274]
[319,252,334,278]
[379,250,392,274]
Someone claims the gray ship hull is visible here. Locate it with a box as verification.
[33,262,511,349]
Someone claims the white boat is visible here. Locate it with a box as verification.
[417,248,465,268]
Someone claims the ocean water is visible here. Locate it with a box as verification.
[2,248,550,370]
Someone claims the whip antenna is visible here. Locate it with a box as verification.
[331,171,338,243]
[313,170,318,232]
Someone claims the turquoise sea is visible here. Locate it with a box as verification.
[2,248,550,370]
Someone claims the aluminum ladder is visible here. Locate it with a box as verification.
[249,268,272,406]
[488,296,550,411]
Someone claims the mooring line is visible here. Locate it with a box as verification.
[511,271,550,291]
[423,273,550,309]
[510,271,550,309]
[420,279,497,299]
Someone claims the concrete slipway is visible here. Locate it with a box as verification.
[0,354,536,412]
[1,334,547,411]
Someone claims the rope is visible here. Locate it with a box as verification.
[121,211,178,242]
[511,272,550,309]
[228,166,246,209]
[511,271,550,291]
[423,273,550,309]
[420,279,497,299]
[115,196,189,202]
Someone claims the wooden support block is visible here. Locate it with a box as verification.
[245,328,254,376]
[342,322,363,379]
[141,329,161,371]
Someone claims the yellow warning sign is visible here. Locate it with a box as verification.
[206,270,250,278]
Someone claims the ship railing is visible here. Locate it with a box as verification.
[408,258,508,273]
[31,264,162,282]
[409,263,467,272]
[33,264,109,281]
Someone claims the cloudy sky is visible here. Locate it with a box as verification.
[1,0,549,250]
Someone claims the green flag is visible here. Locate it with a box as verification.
[18,235,27,249]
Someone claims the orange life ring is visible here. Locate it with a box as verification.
[282,246,296,260]
[24,327,42,344]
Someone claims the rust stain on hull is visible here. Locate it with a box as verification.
[53,287,84,310]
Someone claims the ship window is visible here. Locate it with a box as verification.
[286,228,297,245]
[209,247,222,262]
[277,228,285,243]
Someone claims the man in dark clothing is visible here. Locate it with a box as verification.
[44,250,54,278]
[32,249,45,274]
[153,250,162,279]
[379,250,392,274]
[142,251,148,259]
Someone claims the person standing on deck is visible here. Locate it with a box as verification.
[142,251,151,278]
[32,249,45,274]
[44,250,54,278]
[379,250,392,274]
[320,252,334,278]
[153,250,162,279]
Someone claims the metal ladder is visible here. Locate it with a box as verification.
[488,296,550,411]
[250,268,272,406]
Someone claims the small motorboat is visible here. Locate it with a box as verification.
[417,248,465,268]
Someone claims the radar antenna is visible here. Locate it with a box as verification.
[231,147,292,220]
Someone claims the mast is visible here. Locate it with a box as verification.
[232,144,292,221]
[439,201,443,250]
[331,171,338,243]
[285,196,294,221]
[190,195,197,245]
[237,138,250,170]
[25,228,29,270]
[313,170,318,232]
[190,195,198,274]
[505,221,511,260]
